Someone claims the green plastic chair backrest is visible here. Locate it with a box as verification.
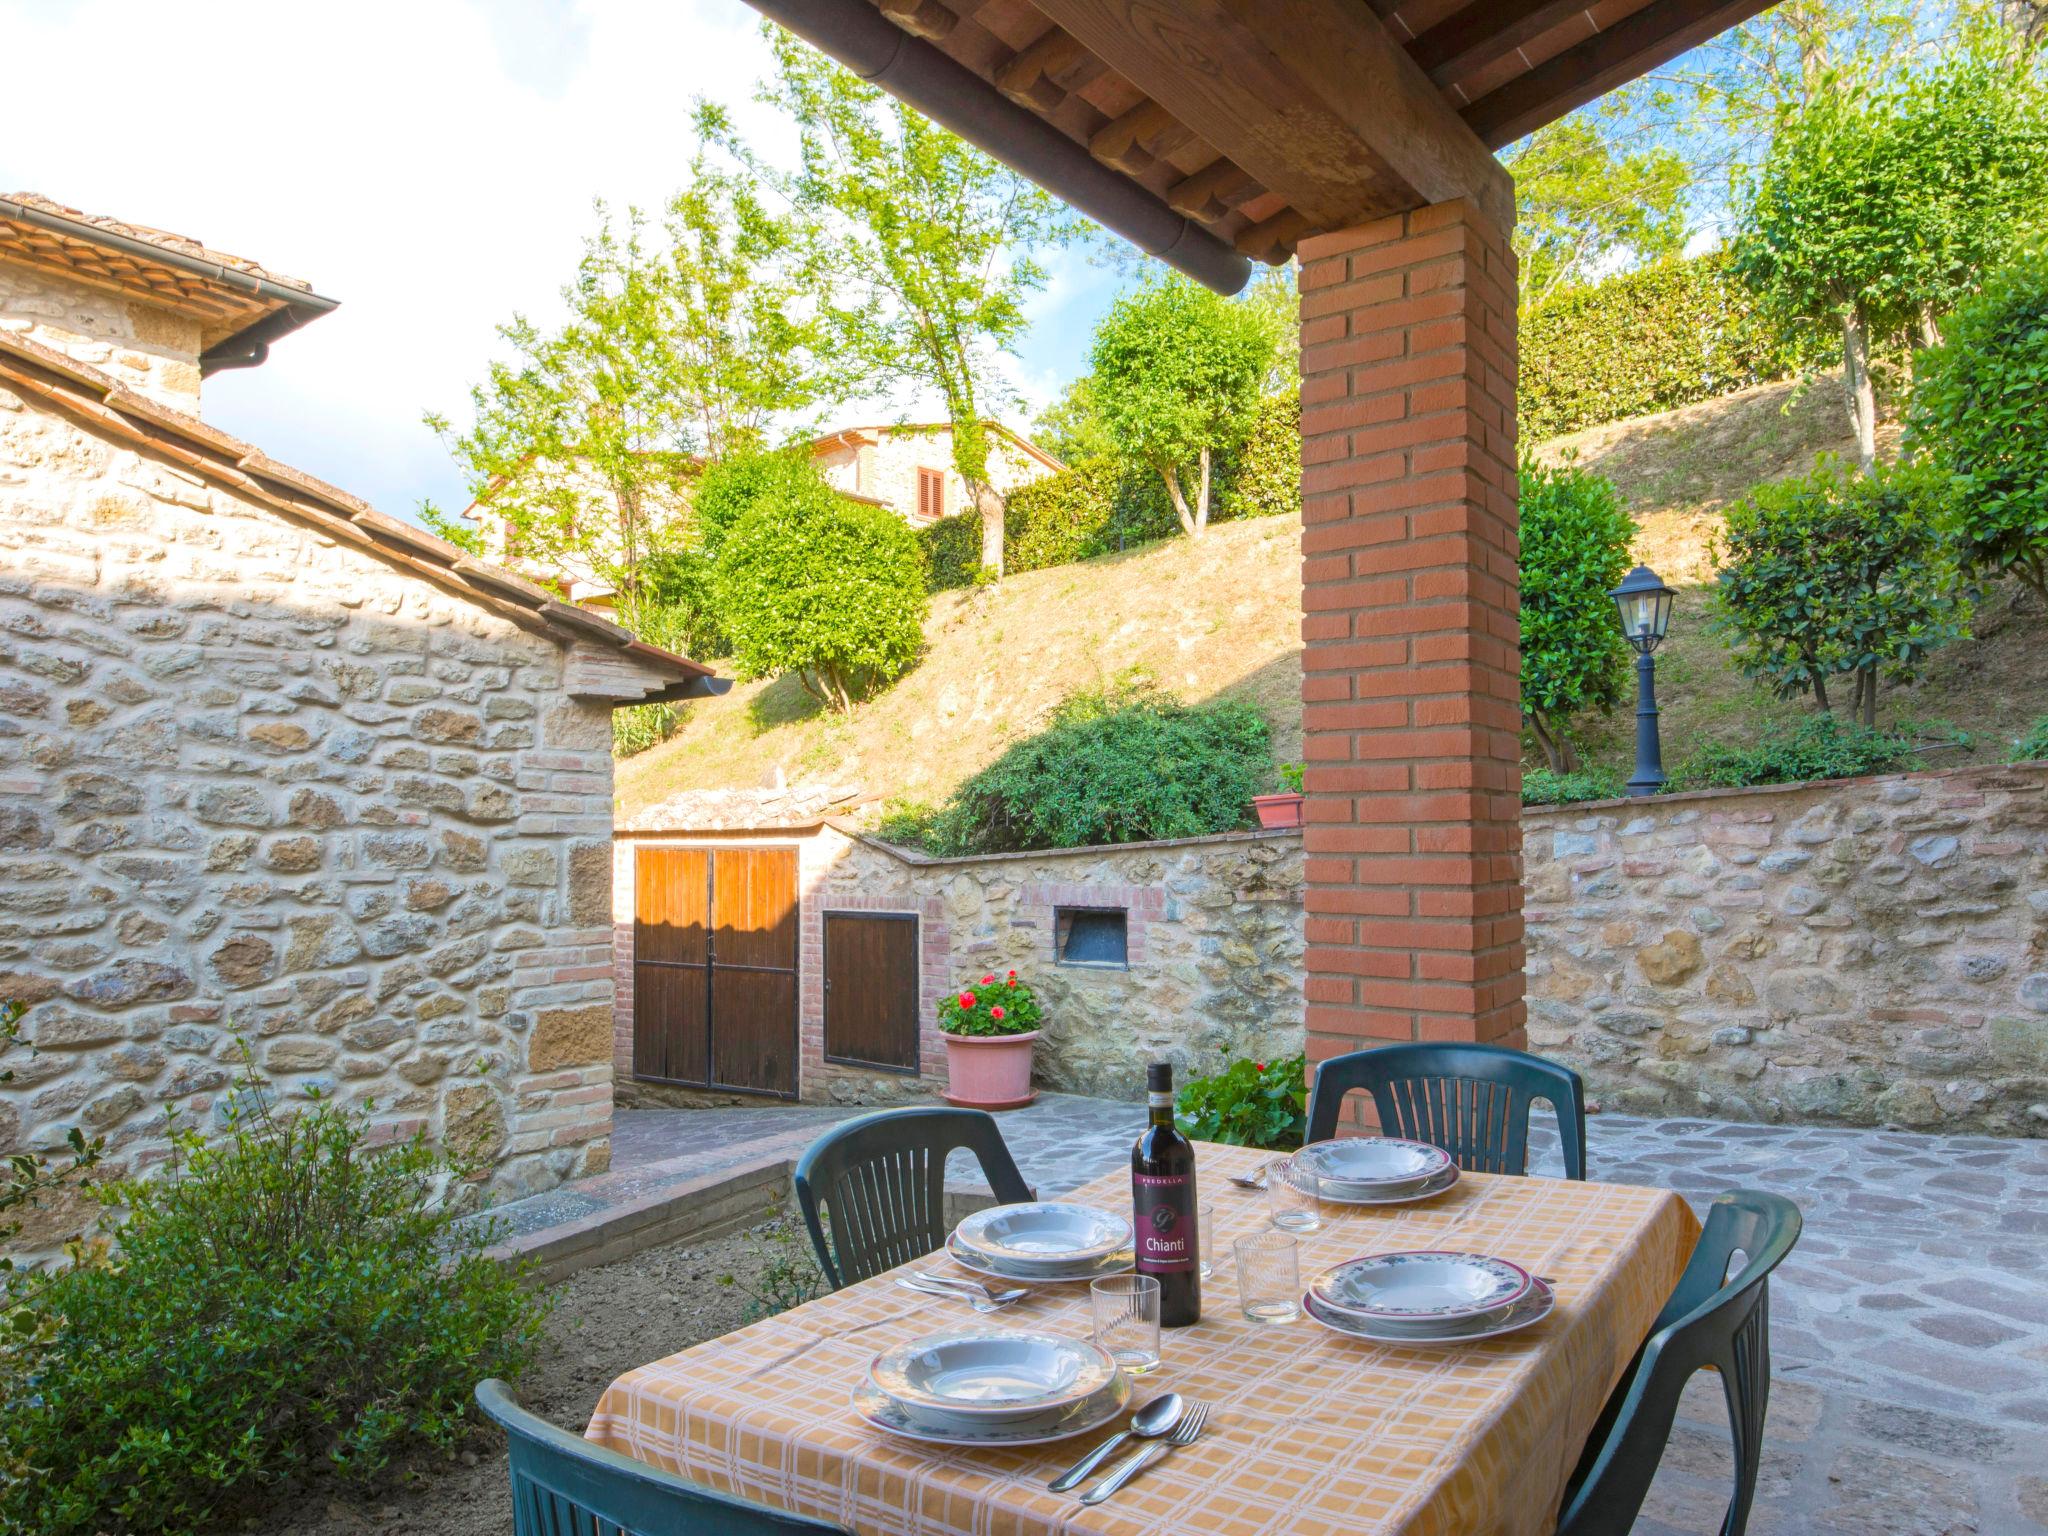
[1304,1042,1589,1180]
[474,1379,849,1535]
[794,1106,1033,1290]
[1555,1190,1803,1536]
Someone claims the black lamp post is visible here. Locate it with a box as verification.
[1610,565,1675,796]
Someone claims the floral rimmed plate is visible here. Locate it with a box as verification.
[850,1371,1132,1445]
[868,1331,1118,1421]
[1309,1250,1533,1321]
[1300,1163,1461,1207]
[955,1202,1132,1268]
[944,1230,1135,1284]
[1294,1137,1452,1192]
[1302,1276,1555,1345]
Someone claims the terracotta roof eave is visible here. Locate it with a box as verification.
[0,331,714,694]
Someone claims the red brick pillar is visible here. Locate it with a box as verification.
[1296,198,1524,1131]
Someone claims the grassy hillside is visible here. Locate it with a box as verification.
[618,376,2048,817]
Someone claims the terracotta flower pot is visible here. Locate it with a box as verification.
[941,1030,1040,1110]
[1252,792,1304,830]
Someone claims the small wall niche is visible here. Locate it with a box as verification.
[1055,906,1128,968]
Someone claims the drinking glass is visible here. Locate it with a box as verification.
[1234,1231,1301,1325]
[1091,1274,1162,1373]
[1267,1153,1322,1232]
[1198,1201,1216,1279]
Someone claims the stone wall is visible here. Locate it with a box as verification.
[1524,764,2048,1134]
[1,387,626,1250]
[612,825,1306,1106]
[0,262,202,409]
[813,426,1054,528]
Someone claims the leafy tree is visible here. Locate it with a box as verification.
[1030,376,1115,465]
[1909,245,2048,607]
[1733,52,2048,468]
[710,455,927,713]
[1090,275,1279,537]
[1507,94,1691,310]
[1713,457,1970,722]
[1519,459,1637,772]
[712,31,1082,577]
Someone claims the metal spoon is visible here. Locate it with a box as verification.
[915,1270,1024,1304]
[1227,1160,1279,1191]
[1047,1392,1184,1492]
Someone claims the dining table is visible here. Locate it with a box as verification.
[584,1141,1702,1536]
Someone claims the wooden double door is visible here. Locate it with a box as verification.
[633,846,798,1098]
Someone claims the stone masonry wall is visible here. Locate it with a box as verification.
[612,825,1306,1107]
[0,261,203,410]
[1524,764,2048,1134]
[1,391,622,1251]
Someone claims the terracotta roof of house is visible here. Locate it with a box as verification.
[0,329,719,704]
[0,193,338,371]
[809,420,1066,473]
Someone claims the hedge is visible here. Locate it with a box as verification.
[1520,251,1829,440]
[919,392,1301,589]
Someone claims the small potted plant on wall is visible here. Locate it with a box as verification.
[1253,763,1305,830]
[937,970,1043,1111]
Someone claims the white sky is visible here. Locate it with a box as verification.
[0,0,1119,521]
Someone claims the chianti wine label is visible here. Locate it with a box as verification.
[1132,1172,1196,1273]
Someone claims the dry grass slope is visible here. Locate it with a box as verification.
[618,374,2048,817]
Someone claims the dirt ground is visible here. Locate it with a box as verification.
[229,1217,818,1536]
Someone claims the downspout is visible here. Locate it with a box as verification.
[739,0,1253,295]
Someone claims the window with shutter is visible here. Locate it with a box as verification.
[917,467,945,521]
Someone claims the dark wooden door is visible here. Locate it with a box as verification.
[823,912,920,1074]
[633,847,798,1097]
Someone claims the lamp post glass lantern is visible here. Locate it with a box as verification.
[1611,566,1675,795]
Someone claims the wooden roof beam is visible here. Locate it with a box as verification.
[1028,0,1514,234]
[1463,0,1780,149]
[1409,0,1591,87]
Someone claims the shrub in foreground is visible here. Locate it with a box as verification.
[883,681,1270,855]
[1521,766,1627,806]
[2010,717,2048,764]
[1519,457,1636,771]
[1175,1054,1308,1152]
[0,1087,547,1536]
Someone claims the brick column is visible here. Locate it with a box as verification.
[1296,198,1524,1129]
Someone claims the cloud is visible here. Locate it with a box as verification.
[0,0,1134,522]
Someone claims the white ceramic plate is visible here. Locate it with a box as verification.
[1310,1251,1533,1321]
[869,1331,1118,1421]
[944,1230,1135,1284]
[1295,1137,1452,1192]
[1302,1277,1554,1344]
[850,1373,1132,1446]
[1305,1163,1461,1207]
[954,1203,1132,1267]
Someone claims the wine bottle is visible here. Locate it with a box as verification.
[1132,1061,1201,1327]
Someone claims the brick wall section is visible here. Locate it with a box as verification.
[1296,198,1525,1128]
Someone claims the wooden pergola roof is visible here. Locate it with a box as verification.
[760,0,1776,285]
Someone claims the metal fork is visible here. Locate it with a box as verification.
[1078,1401,1210,1505]
[896,1277,1023,1313]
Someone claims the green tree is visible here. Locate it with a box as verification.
[1518,459,1638,771]
[1713,457,1970,722]
[1506,94,1691,310]
[1090,276,1279,537]
[1734,52,2048,469]
[710,455,927,713]
[1909,245,2048,607]
[1030,376,1113,465]
[713,30,1083,578]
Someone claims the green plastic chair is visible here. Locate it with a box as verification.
[1304,1042,1588,1180]
[795,1106,1033,1290]
[474,1379,849,1534]
[1556,1190,1803,1536]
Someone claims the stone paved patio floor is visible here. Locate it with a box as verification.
[510,1100,2048,1534]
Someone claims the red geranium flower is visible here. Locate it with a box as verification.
[981,974,995,985]
[959,991,977,1008]
[991,1005,1006,1020]
[1255,1062,1268,1072]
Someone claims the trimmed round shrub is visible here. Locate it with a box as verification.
[1909,246,2048,608]
[1519,458,1636,771]
[918,511,985,592]
[711,461,927,712]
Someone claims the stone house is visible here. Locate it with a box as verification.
[0,196,720,1248]
[611,788,1305,1108]
[457,420,1062,606]
[809,421,1062,528]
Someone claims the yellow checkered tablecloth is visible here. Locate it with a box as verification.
[585,1142,1700,1536]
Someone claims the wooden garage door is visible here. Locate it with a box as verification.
[823,912,920,1074]
[633,846,798,1098]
